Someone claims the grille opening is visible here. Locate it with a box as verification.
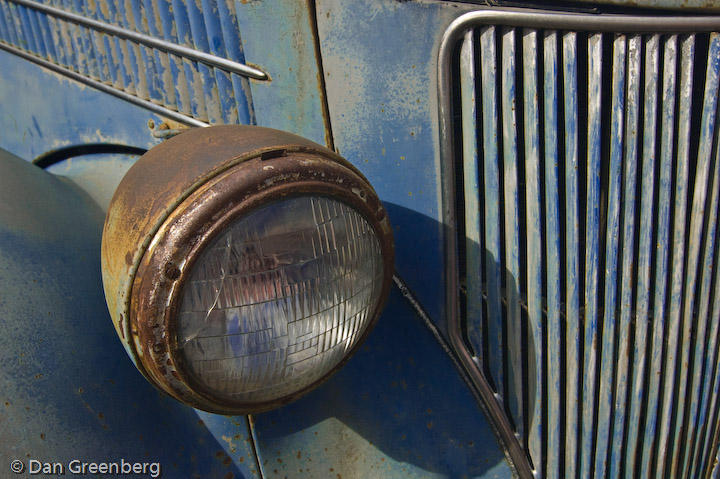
[450,21,720,479]
[493,26,517,430]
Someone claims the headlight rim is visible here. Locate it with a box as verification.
[128,149,393,414]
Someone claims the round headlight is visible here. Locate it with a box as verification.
[102,126,393,413]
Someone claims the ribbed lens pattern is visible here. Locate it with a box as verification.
[175,196,384,404]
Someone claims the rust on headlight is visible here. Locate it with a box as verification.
[102,125,394,413]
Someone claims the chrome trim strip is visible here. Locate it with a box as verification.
[0,41,209,128]
[6,0,268,81]
[438,9,720,479]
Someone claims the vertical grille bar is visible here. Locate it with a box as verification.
[460,30,484,368]
[501,26,524,440]
[479,26,505,402]
[627,33,660,479]
[543,29,562,479]
[595,33,626,479]
[609,33,641,479]
[562,30,581,479]
[669,34,699,479]
[582,32,603,479]
[522,28,544,476]
[658,32,689,479]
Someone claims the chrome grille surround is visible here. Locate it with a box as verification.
[439,9,720,479]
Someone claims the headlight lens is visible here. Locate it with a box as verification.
[177,195,384,404]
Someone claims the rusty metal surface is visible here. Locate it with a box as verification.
[569,0,720,11]
[102,125,393,414]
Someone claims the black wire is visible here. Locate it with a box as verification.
[33,143,148,169]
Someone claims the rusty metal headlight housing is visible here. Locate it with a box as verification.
[101,126,393,414]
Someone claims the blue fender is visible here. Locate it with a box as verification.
[0,150,258,479]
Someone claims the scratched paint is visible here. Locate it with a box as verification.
[542,29,561,479]
[479,25,504,408]
[609,33,641,479]
[0,0,255,125]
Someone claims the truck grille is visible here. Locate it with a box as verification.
[439,10,720,479]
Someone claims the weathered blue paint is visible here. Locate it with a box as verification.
[185,0,221,123]
[594,33,626,479]
[625,33,659,479]
[316,0,476,333]
[126,0,162,105]
[198,0,237,124]
[561,30,580,479]
[680,34,720,478]
[643,34,678,479]
[581,33,602,479]
[657,33,694,479]
[500,27,523,442]
[72,0,100,79]
[0,150,257,479]
[215,0,254,125]
[161,0,198,114]
[95,0,133,93]
[609,33,640,479]
[16,4,37,54]
[0,49,166,159]
[171,0,207,117]
[542,30,561,479]
[521,28,543,477]
[479,25,504,403]
[671,36,696,475]
[139,0,175,108]
[235,0,329,146]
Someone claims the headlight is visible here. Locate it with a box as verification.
[102,126,393,414]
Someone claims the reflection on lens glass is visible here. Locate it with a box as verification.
[175,196,384,404]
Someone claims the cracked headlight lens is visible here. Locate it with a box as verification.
[102,125,393,413]
[177,196,384,405]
